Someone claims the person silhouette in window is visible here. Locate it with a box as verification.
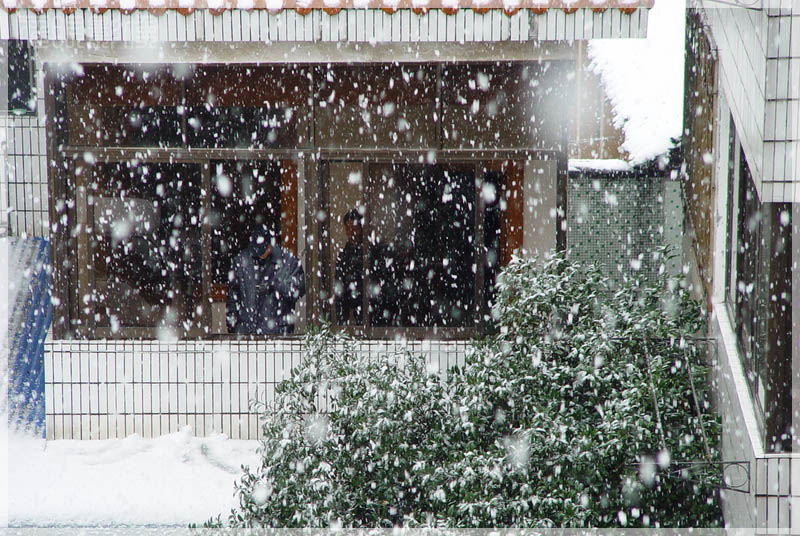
[227,227,305,335]
[335,209,365,325]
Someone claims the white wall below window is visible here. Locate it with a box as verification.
[43,338,468,441]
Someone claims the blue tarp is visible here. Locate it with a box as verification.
[8,237,52,437]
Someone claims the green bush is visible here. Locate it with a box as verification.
[215,253,722,528]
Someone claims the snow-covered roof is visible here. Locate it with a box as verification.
[569,158,633,172]
[587,0,684,164]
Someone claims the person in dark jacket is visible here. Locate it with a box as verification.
[335,209,399,326]
[335,209,365,324]
[226,228,305,335]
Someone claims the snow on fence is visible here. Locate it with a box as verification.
[43,338,468,440]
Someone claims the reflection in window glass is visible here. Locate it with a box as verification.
[315,65,437,149]
[364,163,476,328]
[186,65,310,149]
[100,105,183,147]
[66,64,310,149]
[67,65,184,147]
[734,157,793,451]
[326,162,366,326]
[8,39,36,114]
[441,62,570,150]
[209,160,282,286]
[89,163,202,332]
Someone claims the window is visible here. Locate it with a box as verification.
[66,64,310,149]
[731,150,793,452]
[7,40,35,114]
[50,62,568,340]
[724,115,738,301]
[441,63,570,150]
[314,64,438,149]
[321,158,548,336]
[84,162,203,335]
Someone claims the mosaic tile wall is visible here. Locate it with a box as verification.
[567,172,671,283]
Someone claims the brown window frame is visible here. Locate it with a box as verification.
[46,62,571,341]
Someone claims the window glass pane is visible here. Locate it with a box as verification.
[734,156,793,451]
[209,160,282,286]
[327,162,366,326]
[185,65,310,149]
[67,65,184,147]
[315,65,437,149]
[735,158,762,382]
[65,64,310,149]
[725,118,737,300]
[441,62,570,150]
[8,40,35,114]
[365,163,476,327]
[481,161,525,315]
[89,162,202,332]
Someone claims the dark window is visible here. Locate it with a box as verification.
[100,105,184,147]
[87,162,203,334]
[64,64,310,149]
[365,164,476,328]
[187,106,283,149]
[332,163,477,329]
[724,115,736,301]
[209,160,282,285]
[8,40,35,114]
[734,152,793,452]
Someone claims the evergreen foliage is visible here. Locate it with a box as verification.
[214,253,722,528]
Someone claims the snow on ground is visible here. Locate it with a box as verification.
[5,428,259,527]
[1,238,258,528]
[2,237,11,529]
[588,0,686,164]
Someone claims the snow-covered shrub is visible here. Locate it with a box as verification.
[214,253,721,528]
[216,325,459,528]
[458,254,720,527]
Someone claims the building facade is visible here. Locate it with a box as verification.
[2,2,665,442]
[683,1,799,531]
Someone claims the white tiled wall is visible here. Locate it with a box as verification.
[704,3,799,204]
[708,298,800,532]
[762,9,799,203]
[755,455,798,532]
[44,339,468,440]
[4,55,48,239]
[705,6,768,198]
[0,8,648,43]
